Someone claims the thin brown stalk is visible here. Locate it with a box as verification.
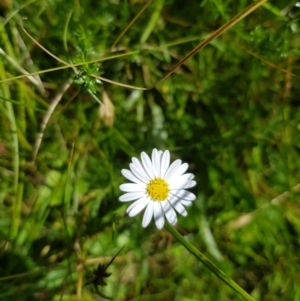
[243,47,300,79]
[31,79,72,163]
[110,0,153,51]
[151,0,268,87]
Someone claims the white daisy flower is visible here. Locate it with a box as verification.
[119,149,196,229]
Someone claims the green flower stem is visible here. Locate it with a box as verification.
[164,222,256,301]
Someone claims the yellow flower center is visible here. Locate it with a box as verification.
[146,178,170,201]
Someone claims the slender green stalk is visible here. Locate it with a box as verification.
[0,57,20,239]
[140,0,164,44]
[164,222,256,301]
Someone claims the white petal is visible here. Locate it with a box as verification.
[121,169,145,184]
[167,163,189,181]
[119,191,145,202]
[168,190,192,206]
[170,200,188,216]
[162,201,177,225]
[164,159,182,181]
[126,199,139,213]
[141,152,155,178]
[168,194,181,206]
[120,183,146,192]
[154,202,165,229]
[127,197,150,217]
[160,150,170,178]
[170,180,196,190]
[169,174,195,188]
[183,173,194,180]
[130,162,150,183]
[151,149,161,178]
[142,201,154,227]
[168,191,194,207]
[180,200,192,206]
[131,159,150,179]
[176,190,196,201]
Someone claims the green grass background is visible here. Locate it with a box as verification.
[0,0,300,300]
